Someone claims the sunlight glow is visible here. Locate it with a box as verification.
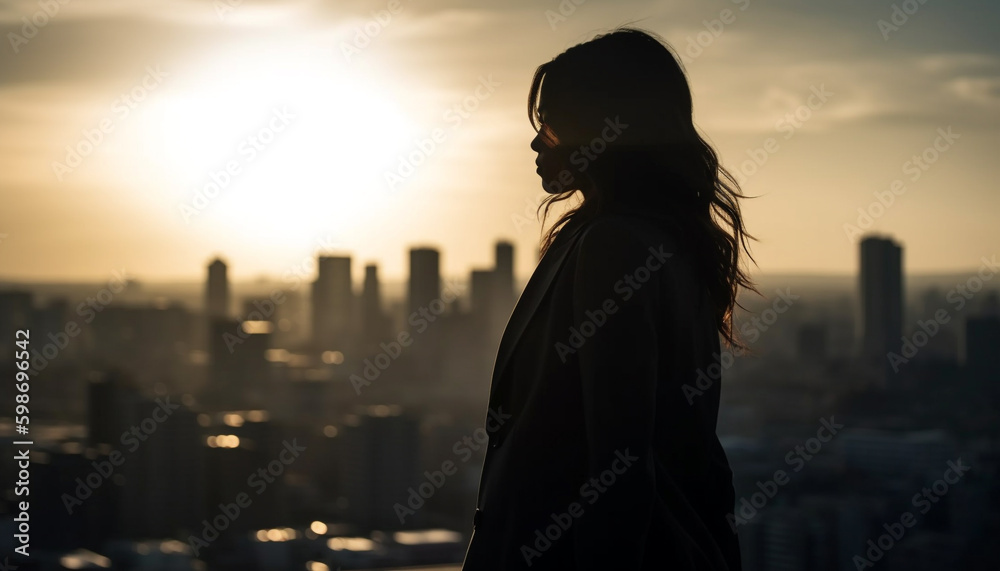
[136,45,417,245]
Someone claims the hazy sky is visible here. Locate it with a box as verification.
[1,0,998,283]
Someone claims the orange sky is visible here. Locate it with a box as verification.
[1,0,998,283]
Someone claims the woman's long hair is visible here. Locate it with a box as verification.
[528,26,758,351]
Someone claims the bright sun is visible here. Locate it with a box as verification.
[134,44,417,248]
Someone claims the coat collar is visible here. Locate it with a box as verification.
[488,216,590,403]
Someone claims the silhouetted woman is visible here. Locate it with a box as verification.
[462,27,756,570]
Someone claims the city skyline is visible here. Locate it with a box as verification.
[3,209,998,570]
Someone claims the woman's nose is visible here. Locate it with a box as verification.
[530,132,543,153]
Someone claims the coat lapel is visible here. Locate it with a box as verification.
[489,218,589,403]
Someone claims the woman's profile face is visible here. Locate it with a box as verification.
[530,110,571,193]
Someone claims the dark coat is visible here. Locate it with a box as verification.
[461,207,742,571]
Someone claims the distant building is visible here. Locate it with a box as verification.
[121,404,204,538]
[408,247,441,318]
[91,304,193,389]
[312,255,354,352]
[86,369,205,540]
[206,258,229,319]
[338,407,420,530]
[87,369,143,448]
[201,410,286,531]
[964,315,1000,388]
[207,317,272,410]
[469,241,516,344]
[361,263,391,349]
[494,241,514,304]
[859,236,903,360]
[492,241,516,333]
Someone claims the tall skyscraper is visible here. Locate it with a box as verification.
[361,263,390,348]
[408,247,440,317]
[312,255,354,352]
[859,236,903,360]
[469,241,516,343]
[495,241,514,298]
[206,258,229,319]
[492,240,515,329]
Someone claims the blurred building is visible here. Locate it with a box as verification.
[91,303,194,390]
[312,255,355,353]
[494,241,514,309]
[361,263,392,351]
[120,402,204,539]
[859,236,903,361]
[206,318,273,411]
[200,410,287,534]
[338,407,420,530]
[408,248,441,318]
[469,241,516,350]
[963,314,1000,393]
[206,258,229,319]
[87,369,143,448]
[963,315,1000,371]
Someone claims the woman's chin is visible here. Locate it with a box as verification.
[537,169,563,193]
